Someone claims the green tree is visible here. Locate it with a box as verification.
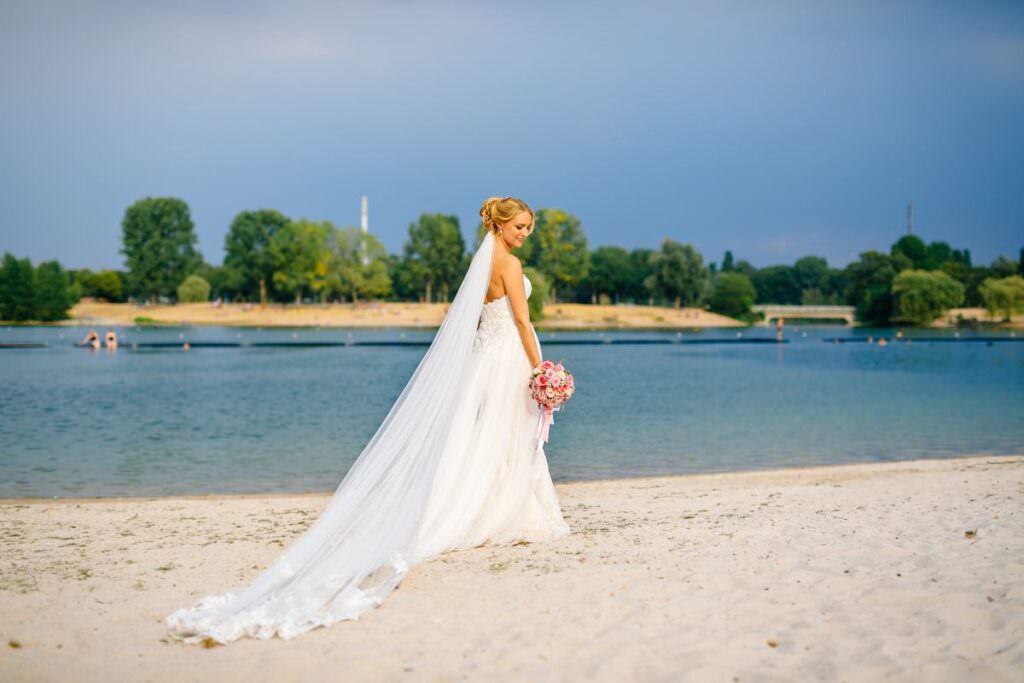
[525,209,590,304]
[966,266,994,307]
[68,268,123,302]
[891,235,927,269]
[646,239,707,308]
[990,256,1019,279]
[271,219,331,304]
[940,260,969,295]
[822,268,848,305]
[799,287,829,305]
[120,197,203,302]
[224,209,290,307]
[708,272,756,319]
[193,263,232,301]
[386,253,423,302]
[721,250,735,272]
[752,265,800,305]
[32,261,71,321]
[94,270,123,302]
[793,256,829,304]
[583,246,631,304]
[951,248,972,267]
[177,274,211,303]
[325,226,392,302]
[523,266,549,321]
[0,253,35,321]
[71,269,99,297]
[979,275,1024,322]
[626,248,656,305]
[401,214,466,303]
[733,259,757,278]
[924,241,952,270]
[891,269,964,325]
[845,251,900,325]
[794,256,828,290]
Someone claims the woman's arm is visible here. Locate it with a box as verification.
[502,260,541,369]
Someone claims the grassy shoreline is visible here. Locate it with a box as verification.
[40,300,748,330]
[4,302,1020,330]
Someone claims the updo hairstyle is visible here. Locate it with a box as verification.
[479,196,535,235]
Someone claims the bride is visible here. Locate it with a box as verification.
[165,196,571,644]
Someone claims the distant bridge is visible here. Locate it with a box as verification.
[752,305,856,325]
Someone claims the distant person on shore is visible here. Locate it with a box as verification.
[776,317,784,342]
[104,330,118,351]
[79,330,101,350]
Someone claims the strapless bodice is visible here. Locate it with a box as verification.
[481,274,531,318]
[475,274,531,352]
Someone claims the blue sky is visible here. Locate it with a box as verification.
[1,0,1021,271]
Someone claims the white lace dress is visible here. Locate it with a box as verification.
[165,269,569,644]
[412,273,570,559]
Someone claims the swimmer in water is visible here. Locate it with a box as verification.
[79,329,101,350]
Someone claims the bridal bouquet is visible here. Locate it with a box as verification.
[530,360,575,449]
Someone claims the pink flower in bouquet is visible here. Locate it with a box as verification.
[530,360,575,449]
[529,360,575,411]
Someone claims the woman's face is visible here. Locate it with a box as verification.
[499,210,534,250]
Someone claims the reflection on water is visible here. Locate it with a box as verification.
[1,324,1022,497]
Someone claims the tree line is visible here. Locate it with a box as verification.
[1,195,1022,326]
[568,232,1024,325]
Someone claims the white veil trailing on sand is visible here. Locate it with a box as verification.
[166,230,504,644]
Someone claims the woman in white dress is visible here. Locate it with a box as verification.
[165,196,570,644]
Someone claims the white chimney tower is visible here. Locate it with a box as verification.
[360,195,369,266]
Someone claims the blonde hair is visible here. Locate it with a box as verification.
[479,196,535,235]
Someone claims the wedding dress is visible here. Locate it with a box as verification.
[165,230,570,644]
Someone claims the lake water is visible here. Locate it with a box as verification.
[2,324,1022,498]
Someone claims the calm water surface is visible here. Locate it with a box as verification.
[2,324,1022,497]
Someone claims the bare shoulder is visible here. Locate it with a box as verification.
[495,252,523,278]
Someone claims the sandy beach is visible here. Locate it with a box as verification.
[1,455,1021,682]
[40,301,1023,331]
[62,300,744,330]
[933,308,1024,329]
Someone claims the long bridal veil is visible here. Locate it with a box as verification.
[166,229,510,644]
